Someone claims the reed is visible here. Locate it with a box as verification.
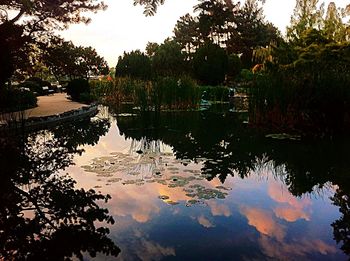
[250,67,350,137]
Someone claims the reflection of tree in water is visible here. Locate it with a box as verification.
[332,188,350,256]
[117,111,263,183]
[117,111,350,256]
[0,117,120,260]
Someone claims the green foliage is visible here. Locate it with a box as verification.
[199,86,229,102]
[44,40,109,80]
[240,69,254,82]
[227,54,242,80]
[19,77,52,95]
[0,0,107,88]
[250,41,350,136]
[115,50,152,80]
[173,14,199,55]
[0,88,37,113]
[133,0,165,16]
[193,43,228,85]
[227,0,282,68]
[151,39,186,77]
[152,76,200,109]
[66,79,91,102]
[287,0,350,43]
[99,76,201,111]
[172,0,281,69]
[287,0,323,41]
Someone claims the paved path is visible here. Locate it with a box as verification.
[25,93,87,118]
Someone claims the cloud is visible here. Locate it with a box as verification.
[197,215,215,228]
[208,201,231,217]
[116,229,176,261]
[268,180,311,222]
[259,235,337,260]
[274,206,310,222]
[106,184,161,223]
[241,207,286,241]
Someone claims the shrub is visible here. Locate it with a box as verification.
[193,43,228,86]
[199,86,229,102]
[240,69,254,82]
[250,42,350,136]
[19,77,52,95]
[227,54,242,81]
[66,79,90,102]
[79,92,95,104]
[0,88,37,113]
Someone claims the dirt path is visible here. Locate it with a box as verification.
[25,93,87,118]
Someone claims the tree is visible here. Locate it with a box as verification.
[145,42,160,57]
[227,53,242,80]
[193,43,228,85]
[133,0,165,16]
[194,0,232,45]
[0,117,120,260]
[287,0,324,41]
[0,22,30,87]
[323,2,349,42]
[0,0,107,87]
[44,40,109,80]
[227,0,281,68]
[152,39,186,76]
[287,1,350,44]
[173,14,200,55]
[115,50,152,80]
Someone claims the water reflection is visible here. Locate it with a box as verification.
[112,111,350,259]
[116,111,350,193]
[0,116,120,260]
[11,109,348,260]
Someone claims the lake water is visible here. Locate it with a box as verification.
[3,107,350,260]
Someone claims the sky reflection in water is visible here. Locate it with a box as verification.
[66,110,347,261]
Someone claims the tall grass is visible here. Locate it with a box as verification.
[250,67,350,137]
[93,76,208,111]
[91,76,234,112]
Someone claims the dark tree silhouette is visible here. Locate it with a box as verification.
[0,0,106,87]
[0,116,120,260]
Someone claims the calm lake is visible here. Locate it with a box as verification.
[11,107,350,260]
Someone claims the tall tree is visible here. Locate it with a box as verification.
[173,14,200,55]
[115,50,152,80]
[43,40,109,80]
[194,0,232,45]
[287,0,324,41]
[324,2,349,42]
[228,0,281,68]
[151,39,186,76]
[0,0,107,87]
[193,43,228,85]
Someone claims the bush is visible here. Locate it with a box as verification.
[227,54,242,81]
[0,88,37,113]
[199,86,229,102]
[66,79,90,102]
[19,77,52,95]
[250,42,350,136]
[193,43,228,86]
[79,92,95,104]
[240,69,254,82]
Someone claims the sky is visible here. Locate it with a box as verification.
[59,0,349,66]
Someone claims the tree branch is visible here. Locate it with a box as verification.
[9,9,25,24]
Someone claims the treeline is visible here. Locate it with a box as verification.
[115,0,280,85]
[112,0,350,137]
[250,0,350,137]
[109,0,279,111]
